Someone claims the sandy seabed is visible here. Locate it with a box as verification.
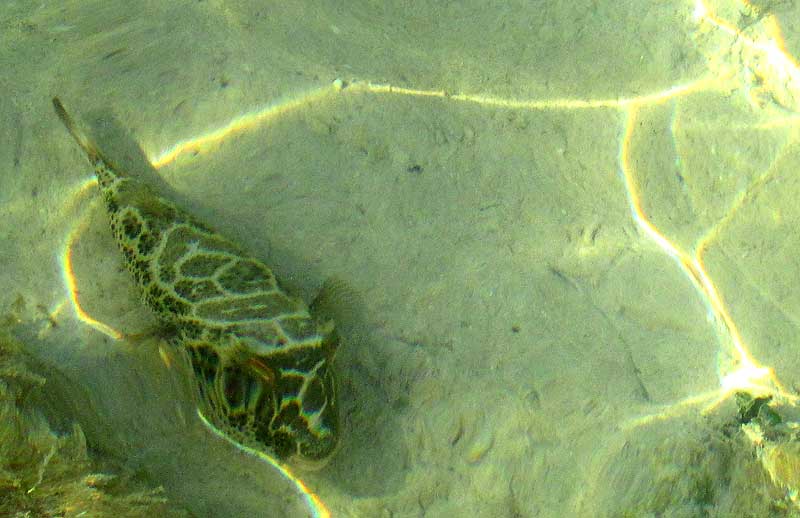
[3,1,800,516]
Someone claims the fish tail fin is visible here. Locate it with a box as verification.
[52,97,102,164]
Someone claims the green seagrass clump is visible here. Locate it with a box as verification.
[0,328,189,518]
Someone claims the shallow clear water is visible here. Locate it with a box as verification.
[4,1,800,516]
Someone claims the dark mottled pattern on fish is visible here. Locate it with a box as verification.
[53,98,339,464]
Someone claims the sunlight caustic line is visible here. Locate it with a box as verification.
[149,77,718,169]
[619,106,787,403]
[623,388,728,429]
[617,1,800,426]
[151,82,342,168]
[696,0,800,112]
[352,77,715,110]
[60,176,124,341]
[197,410,331,518]
[697,0,799,71]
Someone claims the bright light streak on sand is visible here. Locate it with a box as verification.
[197,410,331,518]
[618,104,794,418]
[151,83,341,168]
[148,78,715,170]
[60,176,124,341]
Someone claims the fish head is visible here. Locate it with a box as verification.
[187,327,340,469]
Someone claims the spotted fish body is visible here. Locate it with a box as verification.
[53,98,339,465]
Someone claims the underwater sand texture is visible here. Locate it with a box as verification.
[4,0,800,516]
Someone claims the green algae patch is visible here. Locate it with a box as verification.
[0,329,190,517]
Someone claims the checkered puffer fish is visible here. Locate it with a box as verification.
[53,97,340,467]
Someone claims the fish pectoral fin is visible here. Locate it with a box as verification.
[310,275,366,346]
[309,276,355,322]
